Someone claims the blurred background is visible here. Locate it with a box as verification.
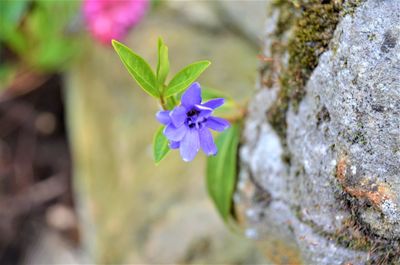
[0,0,268,264]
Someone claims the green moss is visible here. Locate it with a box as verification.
[287,2,341,108]
[342,0,364,16]
[267,1,342,143]
[368,33,377,41]
[265,0,365,147]
[333,217,373,251]
[289,168,400,261]
[272,0,298,37]
[293,202,372,252]
[334,178,400,263]
[296,199,400,262]
[350,130,367,145]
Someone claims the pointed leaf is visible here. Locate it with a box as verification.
[164,60,210,98]
[201,86,239,119]
[112,40,159,98]
[206,123,241,222]
[156,37,170,86]
[201,86,230,101]
[153,126,170,164]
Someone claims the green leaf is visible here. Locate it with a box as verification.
[156,37,170,86]
[153,126,170,164]
[112,40,159,98]
[0,64,17,91]
[201,86,240,119]
[206,123,241,222]
[201,86,230,101]
[164,60,210,98]
[0,0,28,29]
[2,0,81,70]
[25,1,79,70]
[165,96,177,110]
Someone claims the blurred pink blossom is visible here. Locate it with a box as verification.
[83,0,149,45]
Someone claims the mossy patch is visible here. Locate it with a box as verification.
[265,0,365,145]
[267,0,342,142]
[295,190,400,264]
[336,193,400,265]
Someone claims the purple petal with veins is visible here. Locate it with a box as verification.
[164,123,187,141]
[205,117,230,132]
[180,129,200,162]
[199,127,217,155]
[156,110,170,125]
[202,98,224,109]
[169,106,186,127]
[181,82,201,108]
[169,141,180,149]
[194,104,213,119]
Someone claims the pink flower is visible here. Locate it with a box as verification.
[83,0,149,45]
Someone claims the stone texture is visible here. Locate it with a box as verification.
[238,0,400,264]
[144,199,264,264]
[214,0,269,47]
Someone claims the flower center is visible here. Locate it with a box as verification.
[187,109,198,117]
[186,109,205,129]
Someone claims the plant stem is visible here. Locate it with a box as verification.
[160,96,167,110]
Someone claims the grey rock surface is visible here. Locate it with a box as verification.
[237,0,400,264]
[214,0,269,47]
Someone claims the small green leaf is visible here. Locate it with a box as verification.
[201,86,240,118]
[156,37,170,86]
[165,96,177,110]
[201,86,230,101]
[153,126,170,164]
[206,123,241,222]
[164,60,210,98]
[112,40,159,98]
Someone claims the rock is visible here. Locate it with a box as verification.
[144,199,265,264]
[214,1,269,47]
[165,1,222,31]
[166,1,269,48]
[237,0,400,264]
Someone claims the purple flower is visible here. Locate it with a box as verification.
[156,82,230,162]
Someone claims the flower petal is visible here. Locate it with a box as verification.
[202,98,224,109]
[156,110,171,125]
[181,82,202,108]
[169,106,187,127]
[199,127,217,156]
[194,104,213,119]
[164,123,187,141]
[169,141,180,149]
[205,117,230,132]
[180,129,200,162]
